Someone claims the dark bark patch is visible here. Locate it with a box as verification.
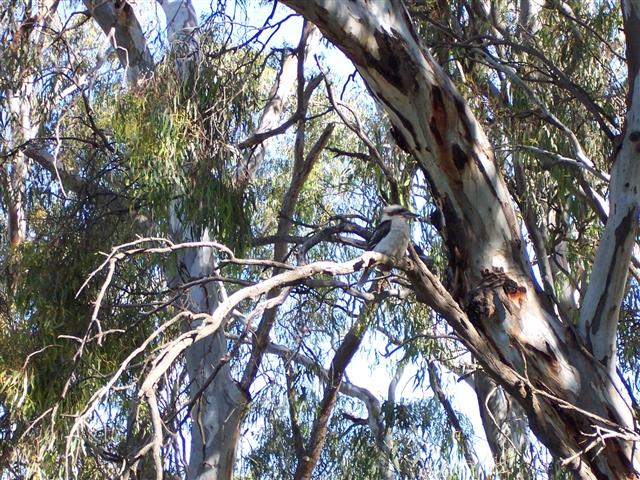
[467,288,495,324]
[429,208,443,232]
[504,279,519,294]
[590,209,637,337]
[429,85,446,146]
[614,208,636,245]
[440,195,469,298]
[371,31,405,92]
[510,238,525,267]
[504,279,527,306]
[383,99,418,149]
[544,341,560,372]
[432,85,445,113]
[429,117,443,145]
[472,153,499,197]
[372,28,420,95]
[390,125,411,153]
[523,342,559,374]
[451,143,469,170]
[453,93,475,142]
[629,130,640,142]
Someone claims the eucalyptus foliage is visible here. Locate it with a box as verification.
[1,0,638,479]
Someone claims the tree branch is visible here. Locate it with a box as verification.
[136,251,385,397]
[578,2,640,369]
[428,361,480,477]
[294,296,379,480]
[84,0,153,83]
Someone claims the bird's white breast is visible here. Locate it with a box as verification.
[373,216,410,259]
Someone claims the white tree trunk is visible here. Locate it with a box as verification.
[84,3,249,476]
[84,0,153,83]
[578,1,640,371]
[474,373,529,473]
[167,229,249,480]
[158,2,250,476]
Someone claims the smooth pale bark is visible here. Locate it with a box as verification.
[6,83,34,251]
[4,111,27,262]
[169,20,317,479]
[157,0,197,39]
[84,1,248,476]
[4,0,53,288]
[157,0,198,79]
[185,334,247,480]
[278,1,638,478]
[578,1,640,371]
[84,0,153,83]
[235,24,320,190]
[518,0,543,35]
[234,54,299,189]
[168,231,249,480]
[158,3,250,477]
[185,23,321,479]
[474,373,528,474]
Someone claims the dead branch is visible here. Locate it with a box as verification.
[137,252,386,397]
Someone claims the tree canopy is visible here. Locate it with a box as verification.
[1,1,639,479]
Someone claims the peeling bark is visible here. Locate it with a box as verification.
[81,0,640,476]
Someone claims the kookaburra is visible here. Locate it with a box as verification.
[358,204,419,286]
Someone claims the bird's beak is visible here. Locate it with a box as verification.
[403,211,420,220]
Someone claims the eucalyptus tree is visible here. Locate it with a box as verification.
[1,1,639,480]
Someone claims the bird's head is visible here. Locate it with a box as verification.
[382,204,420,221]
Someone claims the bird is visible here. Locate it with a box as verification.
[358,204,419,287]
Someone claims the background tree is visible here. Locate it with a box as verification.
[1,1,638,479]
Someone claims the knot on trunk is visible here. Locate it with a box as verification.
[467,267,528,323]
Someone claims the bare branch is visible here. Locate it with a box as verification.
[320,69,401,203]
[294,295,379,480]
[428,361,480,476]
[146,391,164,480]
[234,22,320,188]
[138,252,386,397]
